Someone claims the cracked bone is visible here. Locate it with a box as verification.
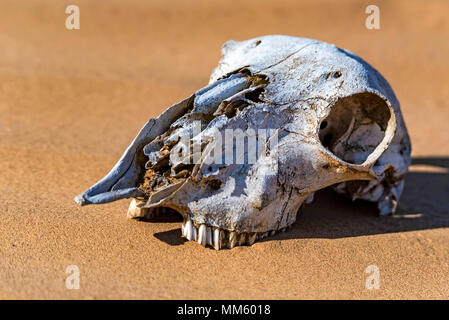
[75,35,411,250]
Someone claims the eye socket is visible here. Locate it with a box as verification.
[318,92,391,164]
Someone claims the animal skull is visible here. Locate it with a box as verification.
[75,35,411,249]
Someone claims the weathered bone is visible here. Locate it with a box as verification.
[75,35,411,249]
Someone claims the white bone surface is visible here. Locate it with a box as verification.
[75,35,411,249]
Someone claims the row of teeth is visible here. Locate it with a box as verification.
[181,218,287,250]
[127,201,289,249]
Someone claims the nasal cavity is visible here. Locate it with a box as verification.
[318,92,391,164]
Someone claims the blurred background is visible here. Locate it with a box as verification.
[0,0,448,299]
[1,0,448,156]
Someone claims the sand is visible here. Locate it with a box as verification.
[0,0,448,299]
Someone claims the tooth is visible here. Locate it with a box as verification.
[185,219,193,241]
[213,229,221,250]
[229,231,237,249]
[192,225,198,241]
[127,199,147,218]
[198,224,207,246]
[206,227,212,246]
[248,233,257,245]
[270,230,276,236]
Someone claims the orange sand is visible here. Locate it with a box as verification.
[0,0,448,299]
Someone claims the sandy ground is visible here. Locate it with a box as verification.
[1,0,448,299]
